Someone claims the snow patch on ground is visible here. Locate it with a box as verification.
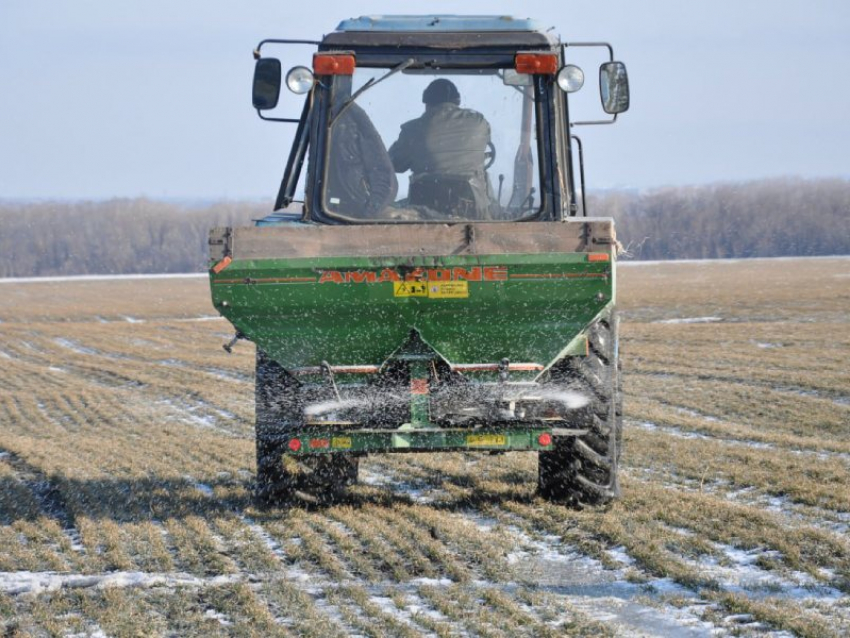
[675,407,720,423]
[498,525,726,635]
[0,570,241,595]
[242,517,287,564]
[618,255,850,267]
[53,338,99,356]
[188,480,214,498]
[629,420,713,441]
[201,367,250,383]
[203,609,233,626]
[654,316,723,324]
[63,529,85,553]
[360,468,443,504]
[65,626,109,638]
[397,590,452,623]
[0,273,208,284]
[771,385,850,410]
[157,397,239,435]
[628,419,850,460]
[175,316,225,323]
[157,358,248,383]
[726,488,850,536]
[688,542,844,601]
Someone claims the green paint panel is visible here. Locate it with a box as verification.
[210,253,612,369]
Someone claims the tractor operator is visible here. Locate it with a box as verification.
[389,79,494,218]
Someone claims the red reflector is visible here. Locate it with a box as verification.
[538,433,552,447]
[410,378,429,395]
[515,53,558,75]
[588,253,610,263]
[309,438,330,449]
[288,438,302,452]
[313,54,356,75]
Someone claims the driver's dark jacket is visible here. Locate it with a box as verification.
[326,104,398,218]
[388,103,492,216]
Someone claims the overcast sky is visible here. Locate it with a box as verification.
[1,0,848,200]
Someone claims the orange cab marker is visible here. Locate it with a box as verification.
[515,53,558,74]
[313,54,356,75]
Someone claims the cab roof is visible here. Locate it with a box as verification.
[335,15,547,33]
[322,15,558,50]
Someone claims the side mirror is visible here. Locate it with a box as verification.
[252,58,282,110]
[599,61,630,114]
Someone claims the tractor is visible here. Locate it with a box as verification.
[208,15,630,504]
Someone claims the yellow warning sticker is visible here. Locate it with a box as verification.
[467,433,507,447]
[393,280,470,298]
[428,281,469,298]
[393,281,429,297]
[331,437,352,449]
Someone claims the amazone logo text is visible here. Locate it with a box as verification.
[318,266,507,284]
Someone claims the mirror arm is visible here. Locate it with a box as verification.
[257,111,301,124]
[561,42,619,126]
[571,113,618,128]
[562,41,614,63]
[254,38,321,59]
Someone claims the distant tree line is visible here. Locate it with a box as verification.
[0,199,264,277]
[588,177,850,260]
[1,178,848,277]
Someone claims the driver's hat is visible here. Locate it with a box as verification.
[423,79,461,106]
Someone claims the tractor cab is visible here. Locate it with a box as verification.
[251,15,629,225]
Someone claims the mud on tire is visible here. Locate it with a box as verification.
[538,310,622,506]
[254,350,358,505]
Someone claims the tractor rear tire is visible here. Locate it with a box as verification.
[255,438,293,503]
[539,310,622,506]
[254,350,358,505]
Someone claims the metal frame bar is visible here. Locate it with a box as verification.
[570,134,587,216]
[562,42,618,127]
[274,93,313,210]
[288,362,546,375]
[254,38,322,58]
[279,426,555,455]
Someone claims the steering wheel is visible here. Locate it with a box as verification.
[484,141,496,170]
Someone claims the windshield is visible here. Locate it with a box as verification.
[323,67,541,222]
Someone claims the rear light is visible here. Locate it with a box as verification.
[588,253,610,262]
[313,54,356,75]
[288,438,302,452]
[515,53,558,75]
[538,433,552,447]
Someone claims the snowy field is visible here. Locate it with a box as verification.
[0,257,848,636]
